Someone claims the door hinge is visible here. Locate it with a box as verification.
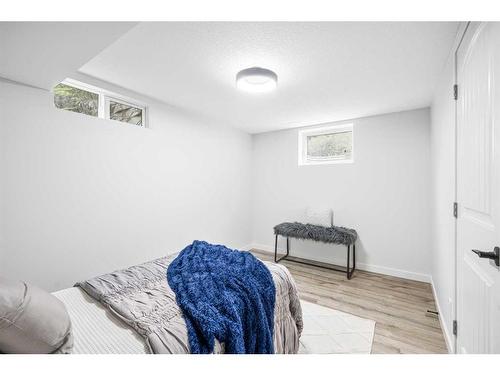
[453,320,458,336]
[453,202,458,218]
[453,84,458,100]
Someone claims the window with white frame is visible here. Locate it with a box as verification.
[53,79,147,127]
[298,123,353,165]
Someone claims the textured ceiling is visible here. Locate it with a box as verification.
[79,22,459,134]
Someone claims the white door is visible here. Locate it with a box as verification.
[456,22,500,354]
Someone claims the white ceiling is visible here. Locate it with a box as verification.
[0,22,137,89]
[2,22,459,134]
[80,22,459,133]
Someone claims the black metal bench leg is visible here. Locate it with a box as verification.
[274,234,278,262]
[353,243,356,272]
[347,244,351,279]
[346,243,356,279]
[274,235,290,263]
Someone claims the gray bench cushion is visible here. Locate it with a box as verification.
[274,222,357,246]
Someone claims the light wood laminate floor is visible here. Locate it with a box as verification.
[251,249,448,354]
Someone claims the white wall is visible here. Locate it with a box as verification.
[429,42,458,353]
[0,79,252,292]
[251,109,432,281]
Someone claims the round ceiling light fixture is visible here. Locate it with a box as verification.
[236,67,278,93]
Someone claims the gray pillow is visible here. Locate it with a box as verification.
[0,277,73,353]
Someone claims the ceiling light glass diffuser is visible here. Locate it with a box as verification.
[236,67,278,93]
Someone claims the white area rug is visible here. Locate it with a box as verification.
[299,300,376,354]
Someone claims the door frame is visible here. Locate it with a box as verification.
[452,21,471,354]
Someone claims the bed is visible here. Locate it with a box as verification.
[53,287,149,354]
[53,251,303,354]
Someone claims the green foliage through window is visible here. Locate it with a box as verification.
[307,131,352,161]
[53,83,99,117]
[109,101,143,126]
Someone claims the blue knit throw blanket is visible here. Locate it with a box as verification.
[167,240,276,354]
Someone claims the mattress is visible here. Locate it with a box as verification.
[53,287,148,354]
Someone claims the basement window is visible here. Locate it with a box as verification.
[53,83,99,117]
[53,79,147,127]
[298,123,354,165]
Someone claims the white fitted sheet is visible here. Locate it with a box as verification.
[53,287,148,354]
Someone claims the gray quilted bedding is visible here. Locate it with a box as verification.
[76,253,303,354]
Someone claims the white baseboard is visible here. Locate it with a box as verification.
[239,244,254,251]
[249,243,432,283]
[431,278,454,354]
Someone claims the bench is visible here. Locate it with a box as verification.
[273,222,358,279]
